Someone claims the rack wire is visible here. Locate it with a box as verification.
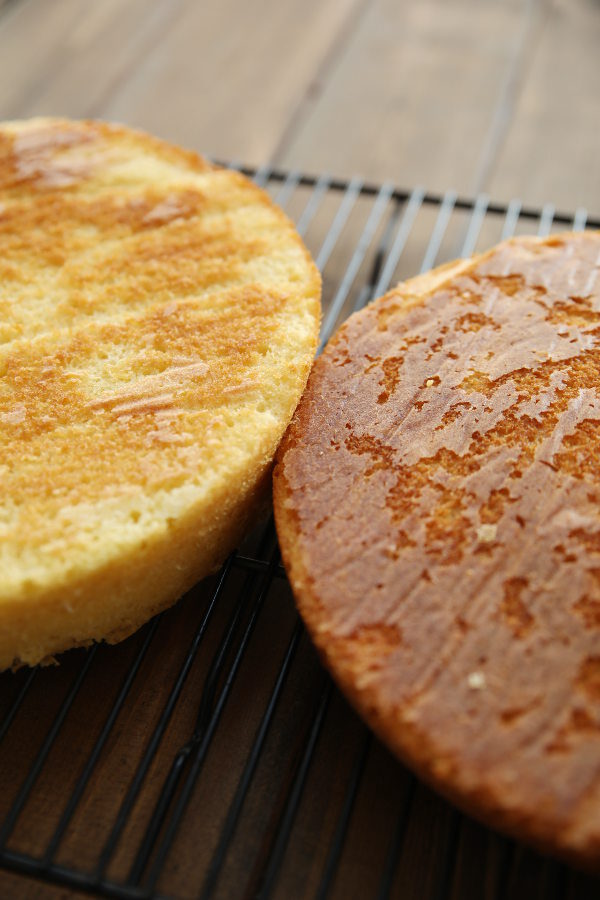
[1,169,599,900]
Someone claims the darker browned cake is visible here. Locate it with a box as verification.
[274,231,600,868]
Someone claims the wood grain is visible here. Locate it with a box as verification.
[0,0,597,212]
[486,0,600,209]
[277,0,537,192]
[277,0,599,212]
[99,0,366,163]
[0,0,189,120]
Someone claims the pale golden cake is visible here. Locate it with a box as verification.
[274,232,600,867]
[0,117,320,670]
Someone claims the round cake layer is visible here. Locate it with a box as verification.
[274,231,600,867]
[0,117,321,669]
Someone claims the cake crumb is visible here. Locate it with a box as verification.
[0,404,26,424]
[477,523,497,543]
[467,671,486,690]
[426,378,434,387]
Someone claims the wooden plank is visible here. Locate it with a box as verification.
[276,0,545,194]
[99,0,365,163]
[1,0,596,215]
[0,869,91,899]
[486,0,600,211]
[0,0,76,116]
[0,0,186,120]
[0,0,364,170]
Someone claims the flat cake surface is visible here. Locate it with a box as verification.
[274,231,600,866]
[0,117,320,669]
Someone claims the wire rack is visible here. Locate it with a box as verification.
[1,169,599,900]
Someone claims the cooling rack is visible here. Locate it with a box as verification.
[1,168,599,900]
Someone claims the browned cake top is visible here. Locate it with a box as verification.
[274,231,600,865]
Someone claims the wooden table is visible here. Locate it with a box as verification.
[0,0,598,212]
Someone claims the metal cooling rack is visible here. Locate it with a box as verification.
[1,169,599,900]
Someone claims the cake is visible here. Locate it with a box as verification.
[274,231,600,867]
[0,117,320,669]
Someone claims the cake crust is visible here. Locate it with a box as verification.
[0,117,321,669]
[274,231,600,867]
